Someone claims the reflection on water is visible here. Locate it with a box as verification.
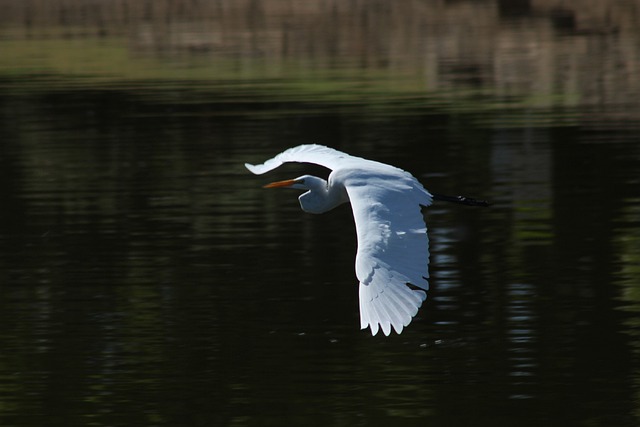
[1,1,640,426]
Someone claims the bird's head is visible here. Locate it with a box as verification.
[263,174,345,214]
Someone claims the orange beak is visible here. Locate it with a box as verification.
[263,179,298,189]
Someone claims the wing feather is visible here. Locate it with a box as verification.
[345,170,432,336]
[245,144,375,175]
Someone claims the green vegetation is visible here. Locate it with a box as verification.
[0,31,580,123]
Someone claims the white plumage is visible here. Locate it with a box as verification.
[245,144,432,336]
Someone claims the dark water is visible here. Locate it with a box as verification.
[1,1,640,426]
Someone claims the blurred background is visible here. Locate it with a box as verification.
[0,1,639,426]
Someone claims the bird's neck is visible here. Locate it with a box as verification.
[299,177,347,214]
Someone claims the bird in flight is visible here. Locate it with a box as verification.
[245,144,487,336]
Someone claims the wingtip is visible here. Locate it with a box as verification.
[392,323,404,335]
[367,321,401,336]
[381,323,392,336]
[369,322,380,336]
[244,163,260,174]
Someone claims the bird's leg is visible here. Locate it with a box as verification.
[432,193,491,207]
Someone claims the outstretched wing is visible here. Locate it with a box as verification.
[245,144,375,175]
[344,170,432,336]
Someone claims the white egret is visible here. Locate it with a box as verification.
[245,144,487,336]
